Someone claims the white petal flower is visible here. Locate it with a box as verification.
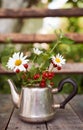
[51,53,66,67]
[33,48,43,55]
[6,52,29,72]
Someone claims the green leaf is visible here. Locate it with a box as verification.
[41,60,50,71]
[1,56,9,68]
[36,56,43,64]
[60,36,75,44]
[30,65,36,74]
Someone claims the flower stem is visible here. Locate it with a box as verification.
[48,63,54,72]
[50,40,60,54]
[39,41,60,70]
[32,55,37,63]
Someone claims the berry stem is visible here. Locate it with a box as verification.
[32,55,37,63]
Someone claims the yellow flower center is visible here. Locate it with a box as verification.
[15,59,22,66]
[55,58,60,63]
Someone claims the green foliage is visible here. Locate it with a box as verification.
[0,0,83,93]
[67,17,80,32]
[28,0,40,7]
[0,45,16,68]
[66,0,83,32]
[60,36,75,44]
[67,0,83,7]
[1,33,67,88]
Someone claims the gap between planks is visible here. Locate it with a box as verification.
[46,95,83,130]
[0,95,14,130]
[6,95,83,130]
[63,95,83,122]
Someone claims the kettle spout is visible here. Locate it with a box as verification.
[7,79,20,108]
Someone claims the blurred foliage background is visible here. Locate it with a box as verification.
[0,0,83,94]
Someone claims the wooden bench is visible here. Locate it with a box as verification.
[0,94,83,130]
[0,8,83,74]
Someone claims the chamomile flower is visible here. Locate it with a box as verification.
[51,53,66,68]
[33,48,43,55]
[7,52,29,72]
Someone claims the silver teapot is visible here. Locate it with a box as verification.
[8,78,78,123]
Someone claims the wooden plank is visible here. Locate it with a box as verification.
[0,8,83,18]
[64,95,83,122]
[47,95,83,130]
[6,95,83,130]
[0,33,83,43]
[7,110,47,130]
[0,0,28,33]
[0,95,14,130]
[0,63,83,75]
[54,63,83,74]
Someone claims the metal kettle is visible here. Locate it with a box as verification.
[7,78,78,123]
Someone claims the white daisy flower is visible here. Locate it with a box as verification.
[33,48,43,55]
[7,52,29,72]
[51,53,66,67]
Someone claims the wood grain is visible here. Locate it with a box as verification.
[0,33,83,43]
[0,8,83,18]
[0,95,14,130]
[54,63,83,74]
[7,110,47,130]
[47,95,83,130]
[5,95,83,130]
[64,95,83,122]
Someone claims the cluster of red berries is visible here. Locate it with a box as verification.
[33,71,55,88]
[16,64,55,88]
[42,71,54,80]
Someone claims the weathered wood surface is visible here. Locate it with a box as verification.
[54,63,83,74]
[0,95,14,130]
[47,95,83,130]
[7,109,47,130]
[0,33,83,43]
[0,63,83,75]
[0,95,83,130]
[64,95,83,122]
[0,8,83,18]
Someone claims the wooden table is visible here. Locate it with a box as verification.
[0,94,83,130]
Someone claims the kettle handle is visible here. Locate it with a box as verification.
[52,78,78,109]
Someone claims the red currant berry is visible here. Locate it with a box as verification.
[23,64,28,69]
[42,71,48,78]
[34,74,40,79]
[50,82,54,86]
[28,78,31,81]
[51,72,55,77]
[53,64,57,67]
[41,78,46,82]
[22,75,26,79]
[36,74,40,78]
[48,76,52,80]
[40,82,46,88]
[51,60,57,67]
[16,69,20,73]
[48,72,54,80]
[57,66,61,70]
[34,75,37,79]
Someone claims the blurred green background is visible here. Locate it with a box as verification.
[0,0,83,94]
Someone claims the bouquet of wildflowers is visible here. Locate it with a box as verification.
[6,34,66,88]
